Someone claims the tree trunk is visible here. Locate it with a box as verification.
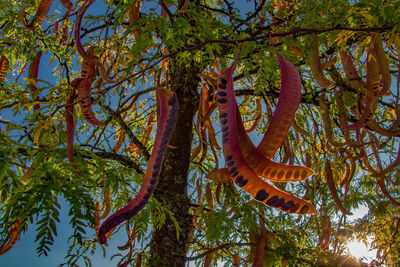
[150,62,200,266]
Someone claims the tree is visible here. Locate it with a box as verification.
[1,0,400,266]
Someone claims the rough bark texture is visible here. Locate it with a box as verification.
[150,61,200,266]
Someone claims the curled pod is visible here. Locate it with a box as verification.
[216,60,316,214]
[21,0,53,30]
[98,87,179,244]
[324,161,352,215]
[212,54,314,183]
[0,55,9,82]
[309,35,335,89]
[77,78,105,126]
[258,53,303,159]
[234,54,314,182]
[74,0,111,82]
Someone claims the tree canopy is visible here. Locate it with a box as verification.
[1,0,400,266]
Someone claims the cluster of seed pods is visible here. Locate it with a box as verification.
[214,54,316,214]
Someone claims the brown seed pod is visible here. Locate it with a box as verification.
[0,55,9,82]
[324,161,352,215]
[309,35,335,89]
[21,0,53,30]
[98,87,179,244]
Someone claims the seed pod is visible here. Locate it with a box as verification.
[339,49,364,91]
[216,56,316,214]
[98,87,179,244]
[213,53,314,183]
[309,35,335,89]
[372,33,391,95]
[128,2,141,38]
[324,161,352,215]
[317,214,331,249]
[77,78,106,126]
[258,54,303,159]
[235,55,314,182]
[345,52,380,131]
[21,0,53,30]
[74,0,111,82]
[0,218,22,255]
[0,55,9,82]
[205,168,231,183]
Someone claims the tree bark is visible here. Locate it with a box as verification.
[150,61,200,266]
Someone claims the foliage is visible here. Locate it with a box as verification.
[1,0,400,266]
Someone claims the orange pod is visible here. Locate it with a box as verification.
[216,57,316,214]
[309,35,334,89]
[0,55,9,82]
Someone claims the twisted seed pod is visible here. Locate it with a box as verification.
[74,0,111,82]
[324,161,352,215]
[98,87,179,244]
[377,176,400,207]
[235,54,314,182]
[216,60,316,214]
[200,84,220,149]
[208,54,313,183]
[0,55,9,82]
